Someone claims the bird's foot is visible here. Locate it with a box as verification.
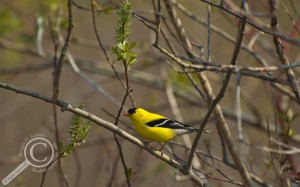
[143,141,151,148]
[159,151,164,157]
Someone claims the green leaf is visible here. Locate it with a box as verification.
[124,42,129,51]
[62,144,75,156]
[126,52,137,58]
[117,43,126,51]
[122,52,128,59]
[127,59,137,69]
[128,42,136,50]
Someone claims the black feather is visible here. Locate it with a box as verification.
[146,118,198,131]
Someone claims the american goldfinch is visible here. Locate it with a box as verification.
[124,108,210,143]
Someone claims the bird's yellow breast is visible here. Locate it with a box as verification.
[132,119,176,142]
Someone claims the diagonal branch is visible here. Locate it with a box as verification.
[187,16,250,183]
[268,0,300,103]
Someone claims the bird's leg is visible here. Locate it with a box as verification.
[159,143,166,156]
[143,140,151,148]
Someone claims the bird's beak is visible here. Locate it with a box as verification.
[123,112,129,117]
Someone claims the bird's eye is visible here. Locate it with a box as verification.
[127,108,137,114]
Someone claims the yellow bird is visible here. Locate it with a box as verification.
[124,108,210,143]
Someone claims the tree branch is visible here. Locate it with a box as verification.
[268,0,300,103]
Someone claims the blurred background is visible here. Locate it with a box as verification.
[1,0,300,186]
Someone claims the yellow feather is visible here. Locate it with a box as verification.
[126,108,176,142]
[125,108,210,143]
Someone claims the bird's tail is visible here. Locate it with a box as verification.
[192,128,212,133]
[203,129,212,133]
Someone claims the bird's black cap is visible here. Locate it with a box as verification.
[127,108,137,114]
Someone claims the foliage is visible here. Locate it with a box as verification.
[111,0,137,69]
[61,104,92,156]
[91,1,115,14]
[0,7,22,37]
[114,1,132,44]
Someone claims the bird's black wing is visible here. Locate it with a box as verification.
[146,118,197,131]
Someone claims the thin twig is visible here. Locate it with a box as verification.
[112,89,133,187]
[204,140,244,186]
[280,0,300,34]
[73,151,82,187]
[40,153,63,187]
[106,153,120,187]
[289,0,299,18]
[236,74,245,154]
[207,4,211,63]
[163,0,196,58]
[200,0,300,46]
[268,0,300,103]
[171,141,273,186]
[152,0,161,46]
[48,0,73,186]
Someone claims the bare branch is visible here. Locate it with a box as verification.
[268,0,300,103]
[200,0,300,46]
